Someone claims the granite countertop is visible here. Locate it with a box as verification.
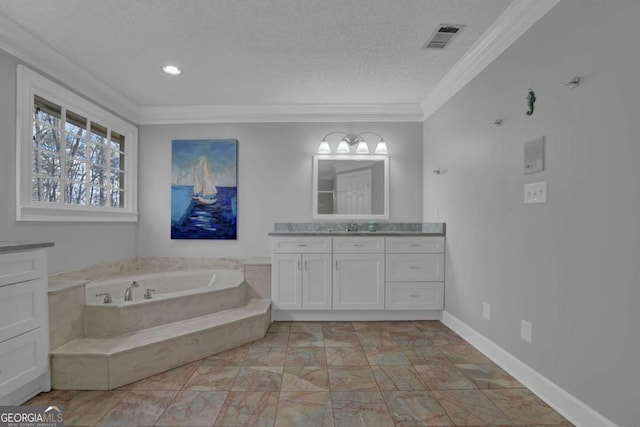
[0,241,54,253]
[269,222,445,237]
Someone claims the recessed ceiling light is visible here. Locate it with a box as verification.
[162,65,182,76]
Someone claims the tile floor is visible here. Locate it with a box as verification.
[25,320,573,426]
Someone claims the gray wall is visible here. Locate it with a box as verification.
[423,1,639,425]
[137,122,423,257]
[0,48,137,274]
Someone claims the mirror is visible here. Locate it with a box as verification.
[312,154,389,220]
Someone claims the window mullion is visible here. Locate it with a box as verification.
[106,128,112,207]
[60,107,68,204]
[85,118,91,207]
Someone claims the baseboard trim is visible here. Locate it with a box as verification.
[271,310,442,322]
[441,311,618,427]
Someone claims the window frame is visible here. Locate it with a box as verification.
[16,65,138,222]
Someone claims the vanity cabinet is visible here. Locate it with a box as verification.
[270,232,445,320]
[0,247,51,405]
[385,237,445,310]
[332,237,385,310]
[271,237,332,310]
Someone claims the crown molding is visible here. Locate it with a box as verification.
[0,0,559,126]
[420,0,561,120]
[0,13,139,123]
[137,104,424,125]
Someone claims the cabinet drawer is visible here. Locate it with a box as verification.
[0,250,45,287]
[385,237,444,254]
[0,278,46,342]
[333,237,384,253]
[272,237,332,253]
[386,254,444,282]
[0,327,48,398]
[385,282,444,310]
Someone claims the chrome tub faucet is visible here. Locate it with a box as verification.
[124,280,139,301]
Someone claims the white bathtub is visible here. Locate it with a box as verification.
[85,269,242,305]
[83,269,247,336]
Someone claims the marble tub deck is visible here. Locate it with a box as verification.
[27,320,572,426]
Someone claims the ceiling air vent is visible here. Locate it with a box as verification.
[422,24,465,50]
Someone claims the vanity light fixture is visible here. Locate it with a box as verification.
[162,65,182,76]
[318,131,388,154]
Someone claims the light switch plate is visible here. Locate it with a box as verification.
[482,302,491,320]
[524,181,547,204]
[521,320,533,343]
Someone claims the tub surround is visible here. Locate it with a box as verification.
[0,242,53,405]
[270,222,445,236]
[51,300,270,390]
[83,271,246,336]
[46,257,272,390]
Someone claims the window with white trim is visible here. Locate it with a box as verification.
[16,66,138,222]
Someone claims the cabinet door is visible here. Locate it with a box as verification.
[0,278,46,342]
[333,254,385,310]
[302,254,332,310]
[0,328,48,401]
[271,254,302,310]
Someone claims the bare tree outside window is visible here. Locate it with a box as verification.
[32,95,125,208]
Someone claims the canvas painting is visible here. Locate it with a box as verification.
[171,139,237,239]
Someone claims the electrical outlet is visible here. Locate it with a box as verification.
[521,320,533,343]
[524,181,547,204]
[482,302,491,320]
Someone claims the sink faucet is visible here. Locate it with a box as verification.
[124,280,139,301]
[345,221,358,232]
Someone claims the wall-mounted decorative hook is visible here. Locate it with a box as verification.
[564,76,581,89]
[526,89,536,116]
[493,119,503,127]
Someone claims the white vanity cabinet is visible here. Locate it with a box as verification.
[332,237,385,310]
[270,231,445,320]
[0,246,51,405]
[271,237,332,310]
[385,236,445,310]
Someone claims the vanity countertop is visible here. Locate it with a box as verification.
[269,222,445,236]
[0,241,55,253]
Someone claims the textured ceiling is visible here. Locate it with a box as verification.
[0,0,513,107]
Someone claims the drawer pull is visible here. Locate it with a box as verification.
[409,266,421,270]
[409,294,421,298]
[297,260,301,270]
[353,244,365,247]
[410,243,421,247]
[298,244,308,247]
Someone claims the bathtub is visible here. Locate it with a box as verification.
[85,269,242,305]
[83,269,247,336]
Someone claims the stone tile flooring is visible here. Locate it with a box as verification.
[25,321,573,426]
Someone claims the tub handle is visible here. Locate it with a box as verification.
[96,293,112,304]
[144,289,156,299]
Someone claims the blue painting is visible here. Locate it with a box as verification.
[171,139,237,240]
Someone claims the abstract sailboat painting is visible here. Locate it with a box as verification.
[171,139,237,240]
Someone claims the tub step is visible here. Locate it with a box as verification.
[50,299,271,390]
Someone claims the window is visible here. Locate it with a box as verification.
[16,66,138,221]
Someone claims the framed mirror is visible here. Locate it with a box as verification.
[312,154,389,220]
